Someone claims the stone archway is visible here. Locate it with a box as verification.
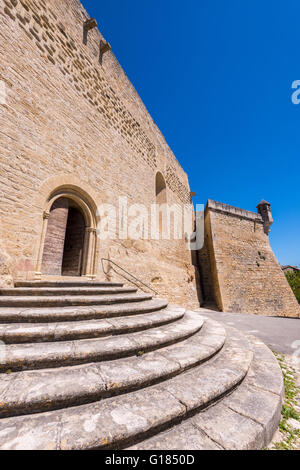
[36,187,97,279]
[62,203,86,276]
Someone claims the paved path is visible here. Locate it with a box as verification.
[196,309,300,355]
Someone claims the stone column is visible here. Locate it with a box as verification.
[84,227,97,279]
[35,210,51,279]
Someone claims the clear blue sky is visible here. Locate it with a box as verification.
[82,0,300,267]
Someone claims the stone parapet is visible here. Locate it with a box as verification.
[206,200,264,224]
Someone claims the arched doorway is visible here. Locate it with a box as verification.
[62,202,86,276]
[41,197,86,276]
[37,188,97,278]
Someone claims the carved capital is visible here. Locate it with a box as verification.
[86,227,97,234]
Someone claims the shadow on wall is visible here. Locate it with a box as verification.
[190,244,210,309]
[0,238,13,287]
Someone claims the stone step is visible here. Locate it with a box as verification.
[0,298,168,323]
[0,292,153,308]
[128,332,284,451]
[0,287,137,297]
[0,312,204,372]
[0,325,252,450]
[0,319,226,418]
[0,307,185,344]
[15,281,124,288]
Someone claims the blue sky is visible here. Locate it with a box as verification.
[83,0,300,267]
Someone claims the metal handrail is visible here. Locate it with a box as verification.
[101,258,159,296]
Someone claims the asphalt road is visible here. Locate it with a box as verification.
[196,309,300,355]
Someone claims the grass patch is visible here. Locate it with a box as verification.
[285,270,300,303]
[270,353,300,450]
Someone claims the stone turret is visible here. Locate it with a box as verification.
[257,200,274,234]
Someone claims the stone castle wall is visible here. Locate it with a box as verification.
[0,0,200,308]
[201,200,300,318]
[0,0,297,316]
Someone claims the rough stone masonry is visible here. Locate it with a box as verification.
[198,201,300,317]
[0,0,298,317]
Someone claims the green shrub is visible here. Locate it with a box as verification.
[285,270,300,303]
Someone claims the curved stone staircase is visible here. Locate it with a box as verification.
[0,281,283,450]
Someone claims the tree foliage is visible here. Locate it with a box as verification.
[285,271,300,303]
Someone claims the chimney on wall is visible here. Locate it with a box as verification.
[257,200,274,235]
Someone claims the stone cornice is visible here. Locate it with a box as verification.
[206,200,263,223]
